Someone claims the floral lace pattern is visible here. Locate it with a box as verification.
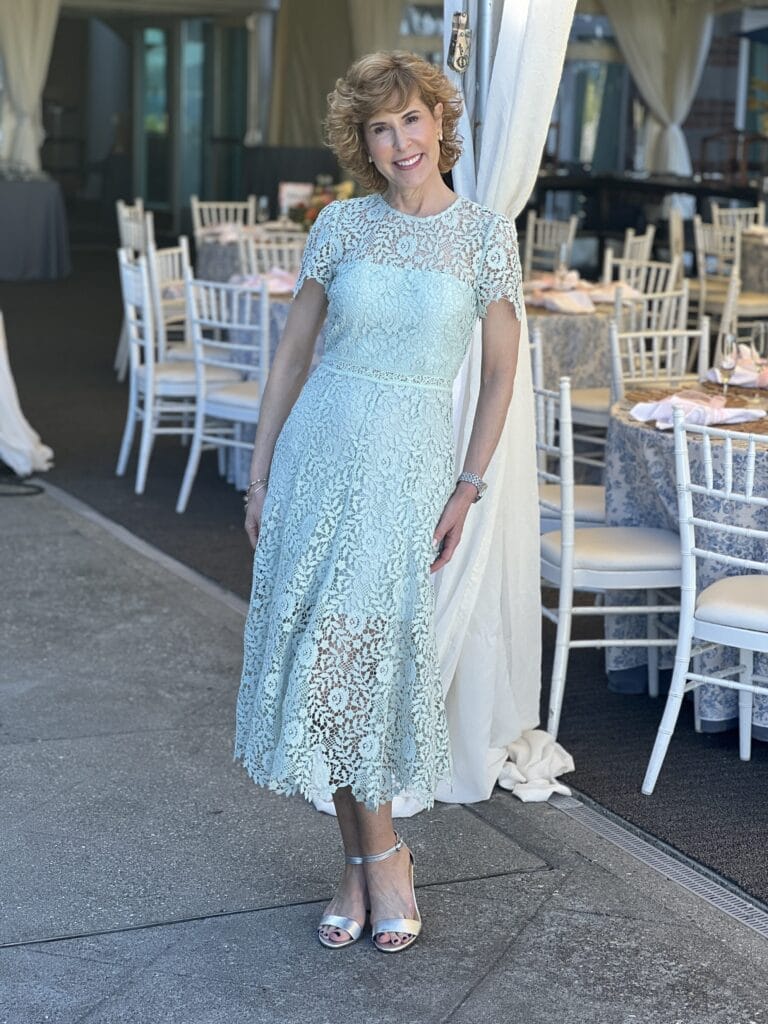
[235,194,523,809]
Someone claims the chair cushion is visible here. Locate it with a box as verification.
[206,379,261,408]
[571,387,610,414]
[165,342,195,361]
[539,484,606,523]
[541,526,681,571]
[139,362,236,385]
[696,575,768,633]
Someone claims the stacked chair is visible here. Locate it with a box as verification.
[115,250,241,495]
[114,199,155,381]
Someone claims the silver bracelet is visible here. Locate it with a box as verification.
[457,471,488,502]
[243,477,269,506]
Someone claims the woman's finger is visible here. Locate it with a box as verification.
[430,525,461,573]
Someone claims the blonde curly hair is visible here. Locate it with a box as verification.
[325,51,463,193]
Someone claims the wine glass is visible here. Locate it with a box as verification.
[718,334,737,400]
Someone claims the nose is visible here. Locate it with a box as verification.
[391,126,406,151]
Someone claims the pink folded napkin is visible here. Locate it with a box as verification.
[199,222,243,244]
[228,269,298,295]
[542,290,596,314]
[705,344,768,388]
[523,270,581,293]
[161,284,184,300]
[630,389,766,429]
[586,282,643,304]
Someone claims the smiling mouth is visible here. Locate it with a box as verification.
[394,153,423,169]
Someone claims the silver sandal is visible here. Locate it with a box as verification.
[362,832,422,954]
[317,851,369,950]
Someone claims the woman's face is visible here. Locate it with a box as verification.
[364,94,443,192]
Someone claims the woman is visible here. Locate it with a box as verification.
[235,51,522,953]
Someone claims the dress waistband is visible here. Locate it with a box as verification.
[318,357,452,393]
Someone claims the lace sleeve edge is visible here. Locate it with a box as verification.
[477,286,524,323]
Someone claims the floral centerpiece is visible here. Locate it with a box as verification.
[288,177,355,230]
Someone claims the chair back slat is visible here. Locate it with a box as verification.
[616,281,689,333]
[711,200,765,231]
[116,200,153,256]
[533,377,574,534]
[622,225,656,262]
[603,254,680,294]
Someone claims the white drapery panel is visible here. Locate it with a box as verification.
[433,0,575,805]
[0,314,53,476]
[601,0,714,176]
[0,0,61,170]
[347,0,404,58]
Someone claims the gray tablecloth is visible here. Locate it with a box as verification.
[196,240,241,283]
[605,400,768,735]
[741,234,768,294]
[0,180,71,280]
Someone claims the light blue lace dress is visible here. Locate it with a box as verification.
[235,194,523,809]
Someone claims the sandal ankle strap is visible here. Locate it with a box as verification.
[345,832,403,865]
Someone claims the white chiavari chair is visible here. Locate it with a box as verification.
[711,200,765,231]
[523,210,578,279]
[539,376,682,738]
[569,284,691,474]
[237,235,305,277]
[146,236,194,362]
[190,195,257,247]
[531,338,605,534]
[601,254,681,294]
[642,410,768,794]
[609,318,710,403]
[115,203,155,381]
[176,272,271,513]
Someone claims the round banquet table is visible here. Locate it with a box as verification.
[605,385,768,736]
[741,233,768,294]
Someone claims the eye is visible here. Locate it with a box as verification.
[406,114,419,124]
[371,125,386,135]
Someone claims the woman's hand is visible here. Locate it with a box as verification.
[244,488,267,549]
[430,483,476,573]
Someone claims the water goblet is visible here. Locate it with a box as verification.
[718,336,737,400]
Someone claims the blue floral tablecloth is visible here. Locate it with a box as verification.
[527,308,612,389]
[606,398,768,735]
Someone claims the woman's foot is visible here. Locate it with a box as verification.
[365,840,420,951]
[317,862,369,947]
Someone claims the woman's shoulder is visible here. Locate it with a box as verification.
[458,198,518,239]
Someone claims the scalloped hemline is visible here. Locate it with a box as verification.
[233,748,450,813]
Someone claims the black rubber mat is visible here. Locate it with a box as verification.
[4,247,767,906]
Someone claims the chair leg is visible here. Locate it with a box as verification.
[547,580,574,739]
[738,648,754,762]
[642,624,694,795]
[135,394,156,495]
[115,319,129,382]
[176,410,205,513]
[646,590,659,698]
[116,374,138,476]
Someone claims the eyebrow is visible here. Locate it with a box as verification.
[368,108,421,128]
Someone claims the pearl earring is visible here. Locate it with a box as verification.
[368,153,373,163]
[438,132,443,142]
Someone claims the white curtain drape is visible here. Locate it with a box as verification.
[347,0,404,58]
[0,314,53,476]
[0,0,61,171]
[601,0,714,176]
[432,0,576,805]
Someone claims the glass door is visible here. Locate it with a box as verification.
[134,26,171,208]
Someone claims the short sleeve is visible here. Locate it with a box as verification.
[293,201,341,297]
[476,214,523,321]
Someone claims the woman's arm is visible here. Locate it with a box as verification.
[430,297,521,573]
[244,279,327,547]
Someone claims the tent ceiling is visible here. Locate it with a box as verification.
[61,0,276,15]
[576,0,768,13]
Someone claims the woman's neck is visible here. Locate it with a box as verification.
[383,180,456,218]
